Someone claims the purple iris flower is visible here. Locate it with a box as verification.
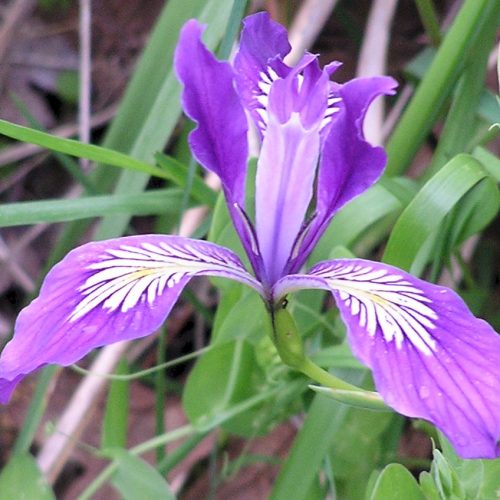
[1,13,499,459]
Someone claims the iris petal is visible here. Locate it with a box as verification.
[0,235,262,403]
[274,259,500,459]
[288,76,397,272]
[255,59,330,284]
[174,20,248,206]
[174,20,264,278]
[234,12,291,135]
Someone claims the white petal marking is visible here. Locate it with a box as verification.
[320,90,342,130]
[254,67,342,135]
[68,241,253,322]
[267,67,279,81]
[313,263,439,355]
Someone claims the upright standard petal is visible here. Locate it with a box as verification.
[233,12,291,135]
[0,235,262,403]
[289,77,397,272]
[175,20,264,278]
[274,260,500,459]
[255,60,329,284]
[174,20,248,206]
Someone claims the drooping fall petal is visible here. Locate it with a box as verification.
[274,259,500,459]
[0,235,262,403]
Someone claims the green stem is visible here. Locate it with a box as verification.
[78,386,283,499]
[415,0,442,46]
[271,306,365,393]
[70,346,212,380]
[78,424,195,500]
[13,366,59,455]
[298,357,363,392]
[155,328,167,465]
[158,431,208,474]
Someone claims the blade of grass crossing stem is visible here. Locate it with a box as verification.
[425,12,498,178]
[178,156,199,230]
[158,432,208,474]
[94,0,237,239]
[383,154,496,272]
[270,371,369,500]
[385,0,500,176]
[79,386,287,499]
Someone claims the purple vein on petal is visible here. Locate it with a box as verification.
[0,235,263,404]
[273,259,500,458]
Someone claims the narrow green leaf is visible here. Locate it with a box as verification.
[426,8,499,177]
[446,179,499,250]
[95,0,236,239]
[101,359,129,450]
[0,119,171,181]
[386,0,500,175]
[155,152,217,207]
[270,372,368,500]
[183,340,265,436]
[308,385,390,412]
[110,450,175,500]
[0,453,55,500]
[405,48,500,126]
[311,179,416,262]
[10,93,97,194]
[383,154,493,271]
[155,328,167,465]
[415,0,442,46]
[12,366,59,455]
[216,0,248,59]
[0,189,186,227]
[473,146,500,181]
[370,464,425,500]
